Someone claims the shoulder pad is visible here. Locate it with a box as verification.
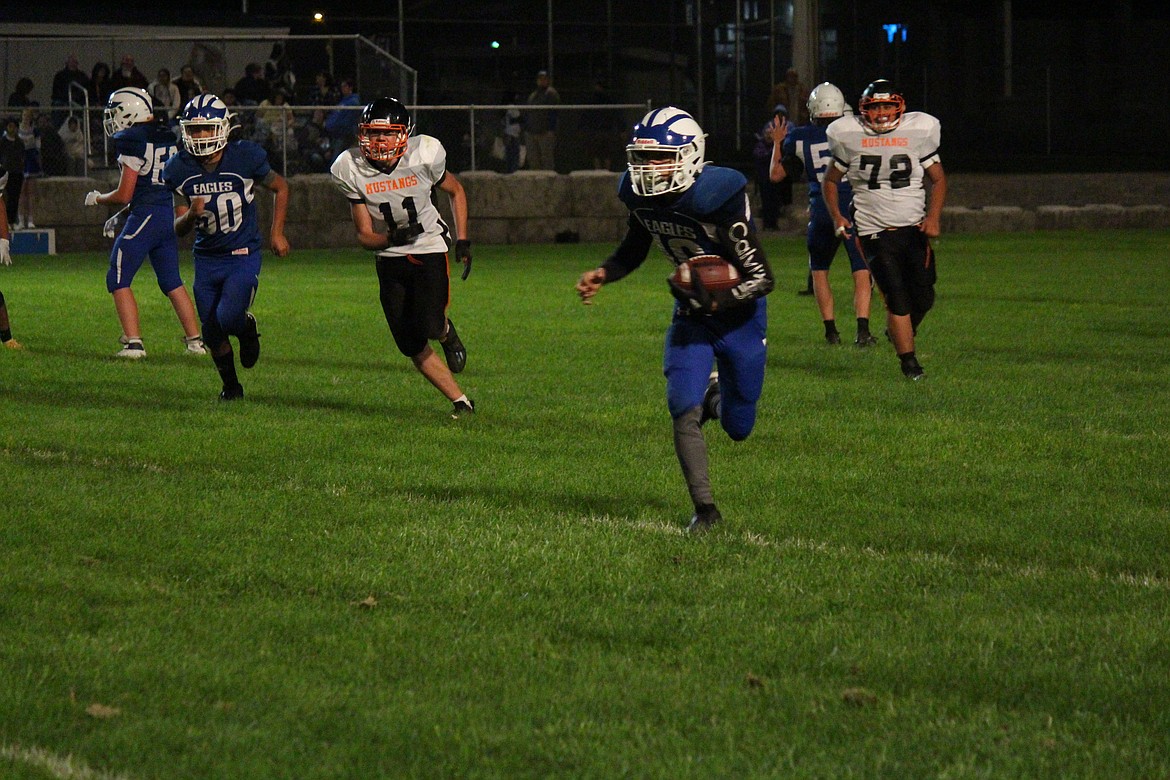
[689,166,747,213]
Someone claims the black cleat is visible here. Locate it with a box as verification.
[219,384,245,401]
[451,398,475,418]
[700,373,720,425]
[900,358,926,381]
[440,319,467,374]
[687,503,722,534]
[826,331,842,345]
[239,312,261,369]
[797,287,814,296]
[855,332,878,347]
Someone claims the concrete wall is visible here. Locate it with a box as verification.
[26,170,1170,254]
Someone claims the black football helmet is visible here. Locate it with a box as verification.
[859,79,905,133]
[358,97,415,166]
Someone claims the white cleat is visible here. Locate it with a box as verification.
[116,335,146,359]
[184,335,207,355]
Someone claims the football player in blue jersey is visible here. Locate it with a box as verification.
[771,82,877,347]
[85,87,204,358]
[164,94,290,401]
[0,163,21,349]
[576,107,775,533]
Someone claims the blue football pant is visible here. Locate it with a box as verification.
[192,251,261,347]
[106,210,184,294]
[663,299,768,441]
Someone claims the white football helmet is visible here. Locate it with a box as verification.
[626,106,706,197]
[179,94,233,157]
[807,82,846,123]
[103,88,154,137]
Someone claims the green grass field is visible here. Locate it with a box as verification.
[1,231,1168,778]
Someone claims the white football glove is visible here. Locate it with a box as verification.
[84,190,101,207]
[0,238,10,266]
[103,212,123,239]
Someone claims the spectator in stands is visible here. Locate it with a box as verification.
[753,103,793,230]
[51,56,89,124]
[295,108,330,172]
[59,115,87,176]
[7,78,37,109]
[89,62,113,106]
[324,78,360,158]
[37,113,67,177]
[234,62,269,105]
[110,55,148,91]
[221,89,239,108]
[147,68,181,120]
[257,87,292,126]
[306,71,339,106]
[175,65,204,107]
[769,68,810,126]
[524,69,560,170]
[0,119,23,228]
[17,109,40,227]
[264,43,297,98]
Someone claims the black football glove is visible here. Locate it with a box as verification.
[388,223,425,246]
[668,270,716,314]
[455,239,472,280]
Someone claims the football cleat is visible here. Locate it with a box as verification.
[440,319,466,374]
[3,338,23,350]
[686,503,722,534]
[219,384,245,401]
[826,331,842,345]
[855,332,878,347]
[184,335,207,355]
[451,398,475,419]
[901,357,926,381]
[238,313,260,369]
[116,337,146,359]
[700,371,720,425]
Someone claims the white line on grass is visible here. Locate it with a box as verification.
[581,515,1170,591]
[1,744,133,780]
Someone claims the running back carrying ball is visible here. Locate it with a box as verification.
[670,254,741,292]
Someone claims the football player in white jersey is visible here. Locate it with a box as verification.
[330,97,474,417]
[0,164,21,349]
[822,80,947,380]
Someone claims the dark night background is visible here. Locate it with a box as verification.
[3,1,1168,172]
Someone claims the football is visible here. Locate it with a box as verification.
[671,255,741,291]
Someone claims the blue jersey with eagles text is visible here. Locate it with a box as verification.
[163,140,271,257]
[782,123,853,212]
[617,165,750,263]
[113,123,179,211]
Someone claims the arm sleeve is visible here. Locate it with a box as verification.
[599,214,653,284]
[709,191,775,306]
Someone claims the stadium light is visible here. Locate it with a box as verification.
[313,12,324,22]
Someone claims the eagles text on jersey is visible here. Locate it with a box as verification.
[162,140,271,256]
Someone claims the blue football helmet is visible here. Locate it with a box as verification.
[179,94,233,156]
[626,106,706,197]
[104,88,154,137]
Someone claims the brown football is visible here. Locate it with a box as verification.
[671,255,741,291]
